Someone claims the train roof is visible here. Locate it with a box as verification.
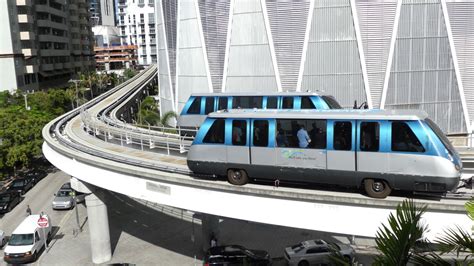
[208,109,429,121]
[189,92,328,97]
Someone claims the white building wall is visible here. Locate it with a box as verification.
[118,0,157,65]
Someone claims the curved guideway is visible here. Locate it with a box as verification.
[42,66,472,241]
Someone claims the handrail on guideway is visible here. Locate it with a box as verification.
[42,65,472,242]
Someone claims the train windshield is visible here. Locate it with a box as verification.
[321,96,342,109]
[425,118,457,156]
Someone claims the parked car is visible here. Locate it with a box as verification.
[23,169,47,185]
[7,178,33,195]
[0,192,21,214]
[52,183,86,210]
[0,230,5,247]
[204,245,271,266]
[3,214,52,264]
[284,239,355,266]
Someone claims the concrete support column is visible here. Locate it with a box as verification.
[201,214,220,252]
[85,189,112,264]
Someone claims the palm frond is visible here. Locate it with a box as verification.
[373,199,428,266]
[435,225,474,256]
[160,111,177,127]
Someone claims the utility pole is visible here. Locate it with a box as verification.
[69,79,80,108]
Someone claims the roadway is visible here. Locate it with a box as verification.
[0,170,376,265]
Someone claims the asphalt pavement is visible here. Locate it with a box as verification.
[0,170,376,265]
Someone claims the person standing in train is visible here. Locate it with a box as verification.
[297,124,311,148]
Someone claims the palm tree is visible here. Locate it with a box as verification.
[159,110,177,128]
[96,72,110,94]
[373,199,428,266]
[79,72,97,99]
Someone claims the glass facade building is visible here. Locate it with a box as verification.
[156,0,474,134]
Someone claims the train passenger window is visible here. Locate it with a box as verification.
[187,97,201,114]
[282,97,294,109]
[218,97,228,110]
[232,97,262,109]
[334,122,352,150]
[232,120,247,146]
[360,122,379,152]
[391,122,425,152]
[204,97,215,115]
[301,97,316,109]
[266,97,278,108]
[276,119,326,149]
[253,120,268,147]
[203,119,225,144]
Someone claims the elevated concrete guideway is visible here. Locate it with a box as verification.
[43,66,472,262]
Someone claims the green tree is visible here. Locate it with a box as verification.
[123,68,137,80]
[373,199,428,266]
[137,96,160,125]
[79,72,97,99]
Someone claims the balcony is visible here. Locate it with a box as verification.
[38,35,68,43]
[74,61,83,67]
[24,65,38,74]
[64,62,72,68]
[54,63,64,69]
[22,48,37,57]
[20,31,35,40]
[16,0,32,6]
[18,14,33,23]
[69,3,78,10]
[41,64,54,71]
[37,20,68,30]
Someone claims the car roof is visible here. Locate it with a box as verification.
[12,214,49,234]
[208,109,428,121]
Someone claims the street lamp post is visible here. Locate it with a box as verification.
[23,94,30,110]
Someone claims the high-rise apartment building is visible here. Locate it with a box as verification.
[90,0,116,26]
[117,0,156,65]
[0,0,95,92]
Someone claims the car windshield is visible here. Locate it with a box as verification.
[0,195,10,202]
[321,95,342,109]
[12,181,24,187]
[9,234,34,246]
[57,190,71,197]
[425,118,457,157]
[291,243,305,253]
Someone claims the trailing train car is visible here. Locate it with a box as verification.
[187,109,462,198]
[177,92,341,130]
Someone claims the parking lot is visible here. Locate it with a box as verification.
[0,170,376,265]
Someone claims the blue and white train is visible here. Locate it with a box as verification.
[177,92,341,130]
[187,109,462,198]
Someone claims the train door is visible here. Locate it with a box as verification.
[356,121,388,177]
[226,119,250,166]
[249,119,275,177]
[327,120,356,183]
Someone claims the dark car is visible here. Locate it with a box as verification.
[7,178,33,195]
[0,192,21,214]
[23,169,47,185]
[204,245,271,266]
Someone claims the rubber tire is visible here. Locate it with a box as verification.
[298,260,309,266]
[364,179,391,198]
[33,251,38,262]
[227,169,249,186]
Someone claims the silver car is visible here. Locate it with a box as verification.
[284,239,355,266]
[52,183,86,210]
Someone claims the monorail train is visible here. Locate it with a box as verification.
[187,109,462,198]
[177,92,341,130]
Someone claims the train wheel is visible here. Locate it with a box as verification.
[227,169,248,186]
[364,179,391,198]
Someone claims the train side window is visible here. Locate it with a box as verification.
[253,120,268,147]
[360,122,379,152]
[309,120,326,149]
[232,96,242,108]
[187,97,201,114]
[218,97,228,110]
[301,97,316,109]
[250,97,263,108]
[334,122,352,150]
[266,97,277,108]
[276,119,326,149]
[282,97,294,109]
[204,97,215,115]
[203,119,225,144]
[391,122,425,152]
[232,120,247,146]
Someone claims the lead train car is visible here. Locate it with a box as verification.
[187,109,462,198]
[178,92,341,130]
